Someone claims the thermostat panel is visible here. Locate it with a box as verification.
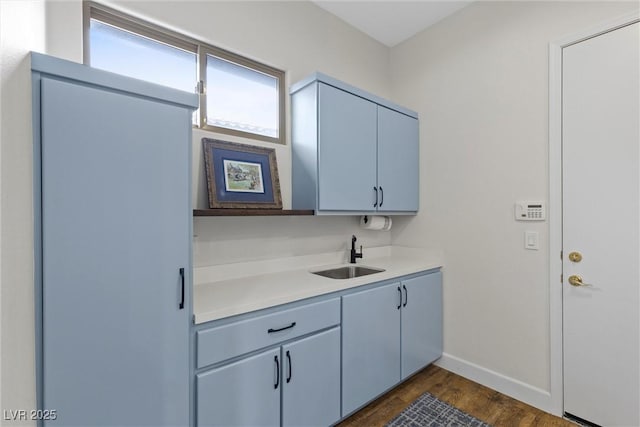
[515,201,545,221]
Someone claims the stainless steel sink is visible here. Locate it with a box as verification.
[311,265,385,280]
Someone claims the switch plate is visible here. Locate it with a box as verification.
[525,231,539,250]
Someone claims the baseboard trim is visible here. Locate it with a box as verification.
[435,353,555,414]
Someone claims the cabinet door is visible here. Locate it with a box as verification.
[401,272,443,379]
[377,106,419,212]
[282,328,341,427]
[342,283,401,416]
[318,83,377,211]
[197,348,280,427]
[40,77,191,426]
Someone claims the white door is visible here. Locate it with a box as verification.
[562,22,639,427]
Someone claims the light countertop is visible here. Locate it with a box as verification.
[193,246,443,324]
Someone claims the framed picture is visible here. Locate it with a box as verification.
[202,138,282,209]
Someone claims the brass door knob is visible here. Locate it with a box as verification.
[568,251,583,262]
[568,274,592,287]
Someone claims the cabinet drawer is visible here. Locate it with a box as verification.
[197,298,340,368]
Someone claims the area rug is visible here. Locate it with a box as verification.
[386,392,492,427]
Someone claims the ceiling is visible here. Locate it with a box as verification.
[312,1,471,47]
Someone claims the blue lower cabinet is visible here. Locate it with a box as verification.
[342,283,402,416]
[341,271,443,417]
[196,327,341,427]
[401,272,443,379]
[197,348,281,427]
[194,271,442,426]
[282,328,341,427]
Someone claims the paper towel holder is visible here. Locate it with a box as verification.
[360,215,392,231]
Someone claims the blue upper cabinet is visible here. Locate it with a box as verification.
[318,83,378,211]
[291,73,419,214]
[377,106,419,212]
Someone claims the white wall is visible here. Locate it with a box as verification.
[0,0,46,422]
[45,0,394,267]
[390,0,639,411]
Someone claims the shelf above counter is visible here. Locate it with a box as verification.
[194,209,315,217]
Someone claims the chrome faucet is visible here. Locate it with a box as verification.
[350,235,363,264]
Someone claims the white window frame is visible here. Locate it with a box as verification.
[83,1,286,145]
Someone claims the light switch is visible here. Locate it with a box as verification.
[525,231,539,250]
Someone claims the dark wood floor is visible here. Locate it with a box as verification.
[338,365,576,427]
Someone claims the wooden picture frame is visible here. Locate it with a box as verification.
[202,138,282,209]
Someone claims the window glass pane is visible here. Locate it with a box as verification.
[206,55,279,138]
[90,19,197,94]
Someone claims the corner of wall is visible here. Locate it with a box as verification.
[1,0,46,419]
[45,0,83,63]
[385,0,639,414]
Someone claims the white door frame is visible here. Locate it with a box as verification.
[548,10,640,416]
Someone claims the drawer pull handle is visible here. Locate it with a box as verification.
[373,187,378,208]
[268,322,296,334]
[402,284,408,307]
[379,186,384,207]
[397,286,402,310]
[274,355,280,389]
[286,350,292,383]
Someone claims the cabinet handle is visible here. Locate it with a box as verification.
[274,355,280,389]
[402,284,408,307]
[179,268,185,310]
[397,286,402,310]
[268,322,296,334]
[379,186,384,207]
[373,186,378,208]
[286,350,292,383]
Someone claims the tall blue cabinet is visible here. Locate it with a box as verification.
[31,53,198,426]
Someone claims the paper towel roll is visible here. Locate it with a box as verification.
[360,215,392,231]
